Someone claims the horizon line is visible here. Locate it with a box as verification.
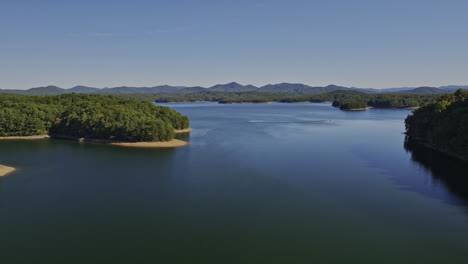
[2,82,468,91]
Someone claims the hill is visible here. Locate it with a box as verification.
[1,83,467,96]
[258,83,347,93]
[398,87,445,94]
[209,82,257,92]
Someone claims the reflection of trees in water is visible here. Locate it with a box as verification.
[404,137,468,206]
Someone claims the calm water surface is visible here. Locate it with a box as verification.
[1,102,468,263]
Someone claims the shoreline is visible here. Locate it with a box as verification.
[219,102,273,104]
[175,128,192,133]
[156,101,212,103]
[156,100,419,110]
[218,101,332,104]
[51,135,189,148]
[340,106,418,111]
[110,139,189,148]
[404,106,420,110]
[0,165,16,177]
[0,135,50,140]
[405,136,468,162]
[342,107,374,111]
[0,134,189,148]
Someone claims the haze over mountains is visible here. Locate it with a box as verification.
[1,82,467,96]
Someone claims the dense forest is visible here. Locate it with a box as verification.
[331,93,440,110]
[0,94,190,142]
[115,90,441,110]
[405,89,468,161]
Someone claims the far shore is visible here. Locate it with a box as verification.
[159,101,333,104]
[0,165,16,177]
[342,106,420,111]
[156,101,211,103]
[0,135,50,140]
[219,102,273,104]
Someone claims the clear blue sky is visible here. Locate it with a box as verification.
[1,0,467,89]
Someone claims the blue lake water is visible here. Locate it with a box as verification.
[1,102,467,263]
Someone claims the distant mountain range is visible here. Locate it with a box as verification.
[1,82,467,95]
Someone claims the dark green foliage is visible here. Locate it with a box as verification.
[113,90,440,110]
[0,95,61,136]
[405,89,468,160]
[367,94,437,108]
[331,92,439,110]
[335,99,368,110]
[0,94,189,141]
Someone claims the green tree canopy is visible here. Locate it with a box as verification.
[0,93,189,142]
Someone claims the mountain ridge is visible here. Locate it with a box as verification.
[1,83,467,95]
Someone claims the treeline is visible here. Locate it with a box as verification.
[331,93,440,110]
[0,94,190,142]
[114,90,441,110]
[405,89,468,161]
[117,91,317,104]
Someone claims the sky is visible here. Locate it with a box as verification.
[1,0,467,89]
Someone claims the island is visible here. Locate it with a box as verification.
[405,89,468,161]
[0,93,191,148]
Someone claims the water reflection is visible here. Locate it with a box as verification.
[404,137,468,207]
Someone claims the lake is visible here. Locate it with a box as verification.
[1,102,468,263]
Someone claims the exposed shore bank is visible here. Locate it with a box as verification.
[340,106,418,111]
[0,128,191,139]
[0,134,189,148]
[51,135,189,148]
[175,128,192,133]
[342,107,374,111]
[0,165,16,177]
[110,139,189,148]
[0,135,50,140]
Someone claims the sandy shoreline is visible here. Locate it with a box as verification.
[0,135,50,140]
[0,165,16,177]
[0,134,189,148]
[175,128,192,133]
[342,107,374,111]
[51,135,189,148]
[110,139,189,148]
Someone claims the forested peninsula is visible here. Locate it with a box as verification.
[405,89,468,161]
[0,94,190,145]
